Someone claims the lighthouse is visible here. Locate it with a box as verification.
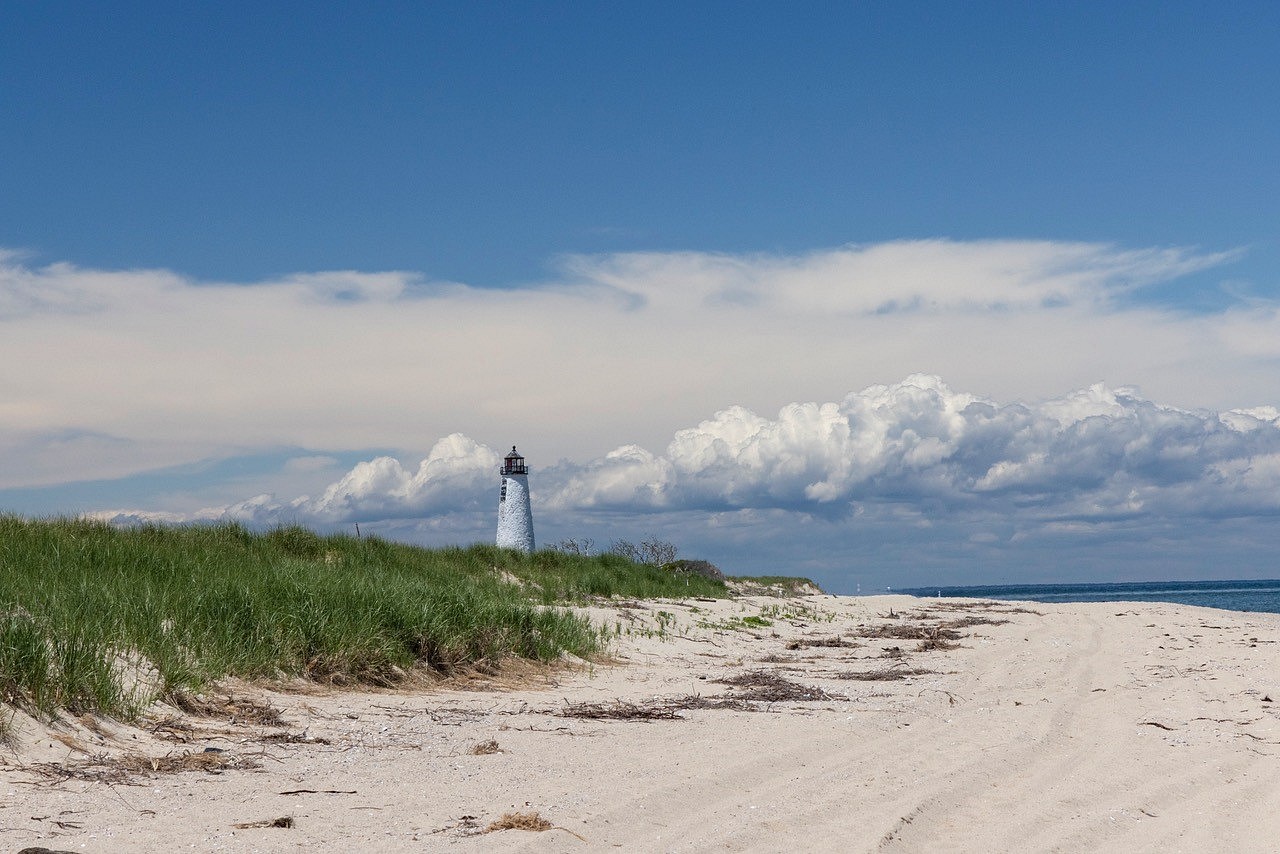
[496,445,535,552]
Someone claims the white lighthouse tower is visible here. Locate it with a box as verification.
[496,445,535,552]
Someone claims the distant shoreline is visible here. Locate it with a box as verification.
[898,577,1280,614]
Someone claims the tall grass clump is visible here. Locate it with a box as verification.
[0,516,727,721]
[473,545,730,604]
[728,574,825,594]
[0,518,562,718]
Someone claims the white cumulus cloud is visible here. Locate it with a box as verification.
[94,377,1280,547]
[536,375,1280,522]
[83,373,1280,590]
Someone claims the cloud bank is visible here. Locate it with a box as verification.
[92,375,1280,588]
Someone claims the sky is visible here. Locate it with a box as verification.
[2,2,1279,593]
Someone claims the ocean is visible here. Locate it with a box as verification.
[898,578,1280,615]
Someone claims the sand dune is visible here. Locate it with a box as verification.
[4,593,1279,852]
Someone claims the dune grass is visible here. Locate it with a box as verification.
[0,515,728,721]
[727,574,824,594]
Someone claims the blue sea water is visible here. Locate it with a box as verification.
[899,579,1280,615]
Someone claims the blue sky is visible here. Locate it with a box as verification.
[2,2,1279,592]
[5,2,1277,288]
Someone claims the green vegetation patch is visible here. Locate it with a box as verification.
[0,516,727,720]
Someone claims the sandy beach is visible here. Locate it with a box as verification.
[4,591,1279,853]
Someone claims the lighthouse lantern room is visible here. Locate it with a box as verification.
[496,445,535,552]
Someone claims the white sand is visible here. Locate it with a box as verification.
[4,593,1280,853]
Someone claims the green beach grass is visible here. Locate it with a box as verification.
[0,515,729,721]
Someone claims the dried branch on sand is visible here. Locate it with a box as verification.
[835,667,936,681]
[854,615,1009,650]
[855,624,962,641]
[165,691,285,727]
[557,700,685,720]
[785,636,861,650]
[557,695,755,720]
[933,601,1044,616]
[484,810,588,841]
[714,670,835,702]
[233,816,294,829]
[486,811,551,832]
[31,749,260,784]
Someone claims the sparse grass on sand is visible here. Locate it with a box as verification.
[727,574,824,595]
[0,515,729,722]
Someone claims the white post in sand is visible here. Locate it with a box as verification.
[496,445,535,552]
